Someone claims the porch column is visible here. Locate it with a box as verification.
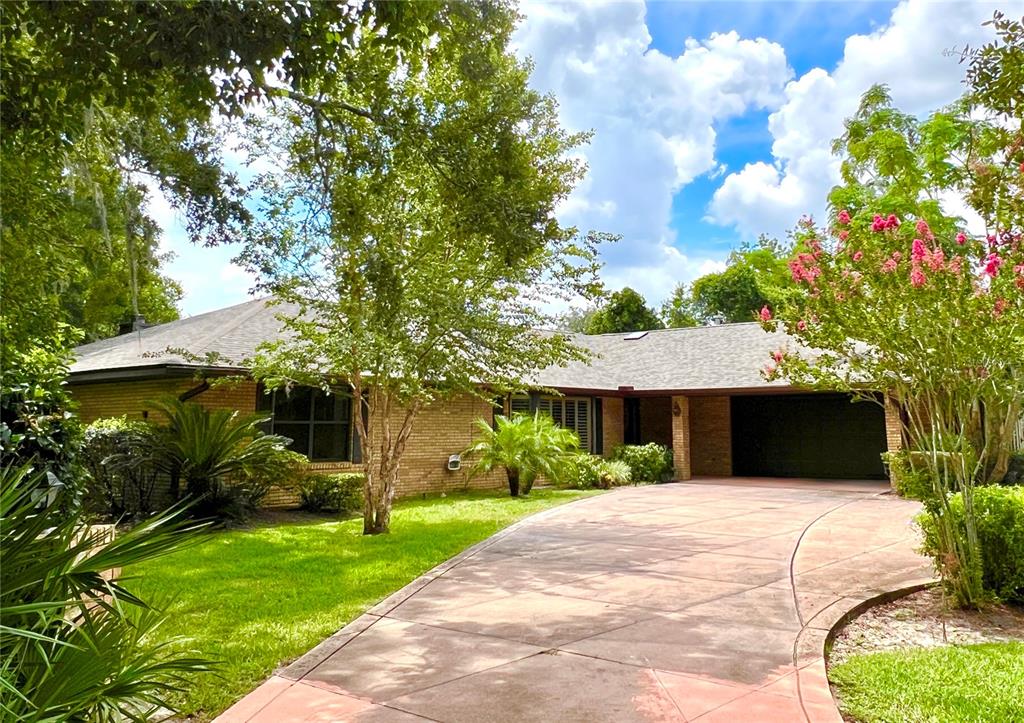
[671,395,691,481]
[884,395,903,453]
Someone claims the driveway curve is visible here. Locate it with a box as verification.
[218,479,934,723]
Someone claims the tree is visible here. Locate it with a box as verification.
[661,284,702,328]
[663,237,795,327]
[765,78,1024,606]
[466,414,580,496]
[242,2,609,534]
[585,287,664,334]
[1,1,447,358]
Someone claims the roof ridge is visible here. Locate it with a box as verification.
[582,321,763,338]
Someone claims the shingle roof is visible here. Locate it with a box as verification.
[71,297,799,392]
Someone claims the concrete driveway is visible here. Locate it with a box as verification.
[217,479,934,722]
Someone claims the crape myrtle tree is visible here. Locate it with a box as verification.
[761,14,1023,606]
[242,1,610,534]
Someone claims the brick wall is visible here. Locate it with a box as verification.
[884,396,903,453]
[70,378,503,505]
[600,396,624,457]
[688,396,732,476]
[638,396,673,447]
[670,395,691,480]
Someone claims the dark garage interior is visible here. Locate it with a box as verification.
[730,393,887,479]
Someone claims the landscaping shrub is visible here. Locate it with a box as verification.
[918,485,1024,604]
[299,472,365,513]
[81,417,163,519]
[559,455,632,489]
[149,396,304,522]
[882,450,934,501]
[611,443,673,483]
[596,459,632,488]
[1,463,211,720]
[466,413,579,496]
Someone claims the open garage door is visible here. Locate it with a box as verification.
[731,393,887,479]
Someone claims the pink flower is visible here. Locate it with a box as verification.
[796,319,807,331]
[911,238,928,263]
[892,251,903,262]
[1014,263,1024,276]
[988,234,997,247]
[984,253,1003,277]
[910,266,927,288]
[838,229,850,243]
[926,247,945,272]
[788,253,822,286]
[915,219,933,240]
[763,363,778,378]
[759,305,773,322]
[837,209,851,225]
[993,297,1009,318]
[772,350,784,363]
[955,232,967,245]
[880,258,898,274]
[886,214,900,229]
[852,251,863,262]
[948,256,964,276]
[871,214,886,232]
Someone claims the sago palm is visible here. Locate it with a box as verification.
[466,413,579,496]
[149,396,294,509]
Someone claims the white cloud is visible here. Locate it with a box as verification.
[514,0,793,303]
[708,0,1015,239]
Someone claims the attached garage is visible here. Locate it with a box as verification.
[730,393,887,479]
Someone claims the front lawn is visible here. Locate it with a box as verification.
[129,488,598,720]
[829,641,1024,722]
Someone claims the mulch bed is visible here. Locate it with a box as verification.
[829,586,1024,666]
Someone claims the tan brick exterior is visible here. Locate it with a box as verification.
[884,395,903,453]
[638,396,673,447]
[600,396,624,456]
[689,396,732,476]
[670,395,691,481]
[70,378,503,506]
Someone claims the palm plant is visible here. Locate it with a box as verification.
[149,397,301,519]
[0,464,211,721]
[466,413,580,496]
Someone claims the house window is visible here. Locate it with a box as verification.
[509,394,593,453]
[258,386,352,462]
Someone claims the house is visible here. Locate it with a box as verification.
[69,297,902,501]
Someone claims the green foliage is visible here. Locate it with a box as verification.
[466,414,580,496]
[663,237,796,327]
[0,326,83,508]
[882,450,935,501]
[918,485,1024,604]
[769,70,1024,606]
[149,397,303,522]
[127,488,596,718]
[830,641,1024,723]
[585,287,664,334]
[299,473,365,514]
[0,464,211,720]
[611,443,674,484]
[243,2,610,533]
[559,455,632,489]
[82,417,162,520]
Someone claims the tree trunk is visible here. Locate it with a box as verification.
[507,469,520,497]
[360,391,421,535]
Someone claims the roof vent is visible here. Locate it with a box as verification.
[623,331,649,340]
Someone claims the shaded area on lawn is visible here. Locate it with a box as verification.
[128,488,600,720]
[830,641,1024,723]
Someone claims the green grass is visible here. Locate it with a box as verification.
[129,488,598,720]
[830,641,1024,723]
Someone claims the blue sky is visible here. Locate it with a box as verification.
[153,0,1014,317]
